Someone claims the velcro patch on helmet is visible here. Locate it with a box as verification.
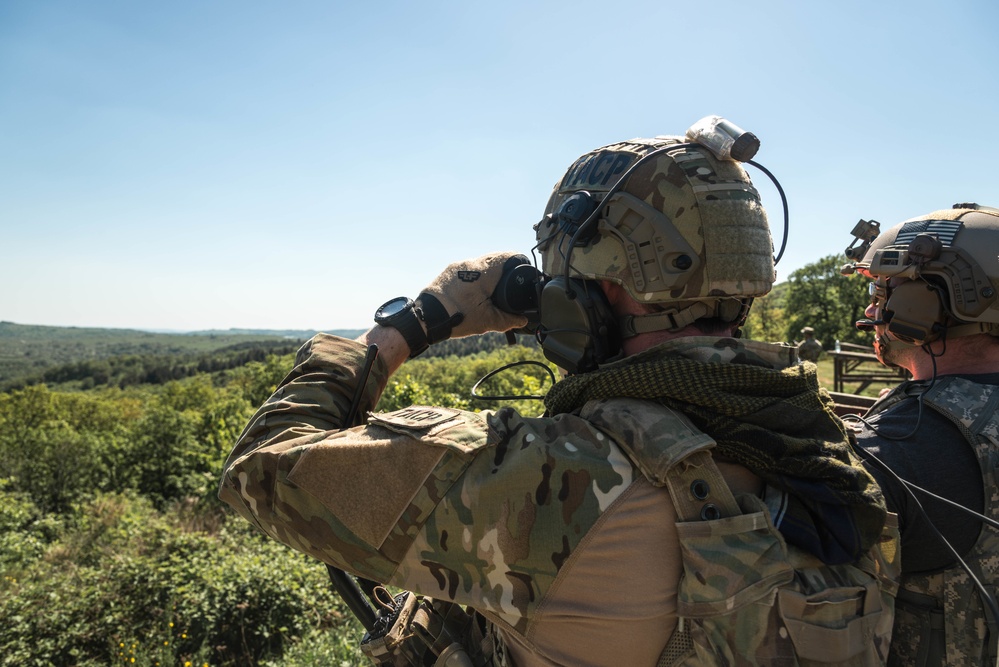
[894,219,963,247]
[560,150,638,193]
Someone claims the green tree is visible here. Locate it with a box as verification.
[226,353,294,406]
[782,254,872,348]
[0,386,138,512]
[742,282,789,343]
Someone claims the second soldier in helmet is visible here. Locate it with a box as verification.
[845,204,999,666]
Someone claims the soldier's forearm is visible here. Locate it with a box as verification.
[223,334,391,468]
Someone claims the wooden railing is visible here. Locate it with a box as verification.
[824,342,908,416]
[828,391,877,417]
[828,342,908,394]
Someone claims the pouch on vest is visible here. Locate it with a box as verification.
[577,397,899,666]
[661,453,900,667]
[889,587,945,667]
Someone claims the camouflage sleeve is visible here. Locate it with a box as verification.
[218,333,399,576]
[219,333,387,483]
[219,333,637,627]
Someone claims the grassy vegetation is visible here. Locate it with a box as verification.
[811,353,902,399]
[0,326,555,665]
[0,487,367,667]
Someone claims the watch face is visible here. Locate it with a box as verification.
[375,297,412,321]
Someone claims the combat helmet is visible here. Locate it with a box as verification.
[849,203,999,345]
[531,134,776,372]
[535,136,775,323]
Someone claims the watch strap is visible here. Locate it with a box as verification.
[376,299,429,358]
[416,293,465,344]
[396,308,429,359]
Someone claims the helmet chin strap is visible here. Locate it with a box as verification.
[618,302,711,338]
[946,321,999,339]
[617,299,749,338]
[875,321,999,364]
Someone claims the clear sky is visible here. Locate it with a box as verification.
[2,0,997,332]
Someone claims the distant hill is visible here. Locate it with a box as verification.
[0,321,535,391]
[0,321,361,387]
[184,328,367,339]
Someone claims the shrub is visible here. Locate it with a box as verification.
[0,492,365,666]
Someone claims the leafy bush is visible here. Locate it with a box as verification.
[0,491,365,666]
[0,343,559,665]
[377,344,554,417]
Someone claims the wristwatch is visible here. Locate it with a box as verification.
[374,297,429,358]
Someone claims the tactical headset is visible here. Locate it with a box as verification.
[872,279,947,346]
[493,193,622,374]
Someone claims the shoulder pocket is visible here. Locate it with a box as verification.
[288,407,490,556]
[579,398,715,486]
[676,495,893,665]
[368,406,489,455]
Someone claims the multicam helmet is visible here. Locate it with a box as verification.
[853,204,999,341]
[533,136,775,330]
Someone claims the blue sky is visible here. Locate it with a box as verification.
[2,0,997,331]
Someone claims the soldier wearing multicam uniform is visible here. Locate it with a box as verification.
[842,204,999,666]
[797,327,823,362]
[221,129,897,666]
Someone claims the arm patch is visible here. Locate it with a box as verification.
[370,406,460,428]
[288,432,445,550]
[368,406,489,454]
[287,406,490,552]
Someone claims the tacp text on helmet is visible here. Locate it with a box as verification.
[531,126,777,373]
[843,203,999,347]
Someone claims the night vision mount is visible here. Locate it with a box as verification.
[844,219,881,261]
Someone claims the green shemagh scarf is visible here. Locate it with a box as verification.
[543,339,886,565]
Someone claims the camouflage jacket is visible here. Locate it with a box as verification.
[797,338,823,362]
[219,334,888,666]
[866,376,999,666]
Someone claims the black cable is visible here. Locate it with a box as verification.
[745,158,790,266]
[902,481,999,532]
[855,444,999,632]
[344,344,380,427]
[843,388,928,441]
[470,359,556,401]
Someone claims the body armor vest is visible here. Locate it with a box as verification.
[578,398,900,667]
[867,376,999,667]
[359,396,901,666]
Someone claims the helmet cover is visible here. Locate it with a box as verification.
[534,136,776,312]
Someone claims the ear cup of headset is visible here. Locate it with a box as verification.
[538,277,620,374]
[885,281,945,345]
